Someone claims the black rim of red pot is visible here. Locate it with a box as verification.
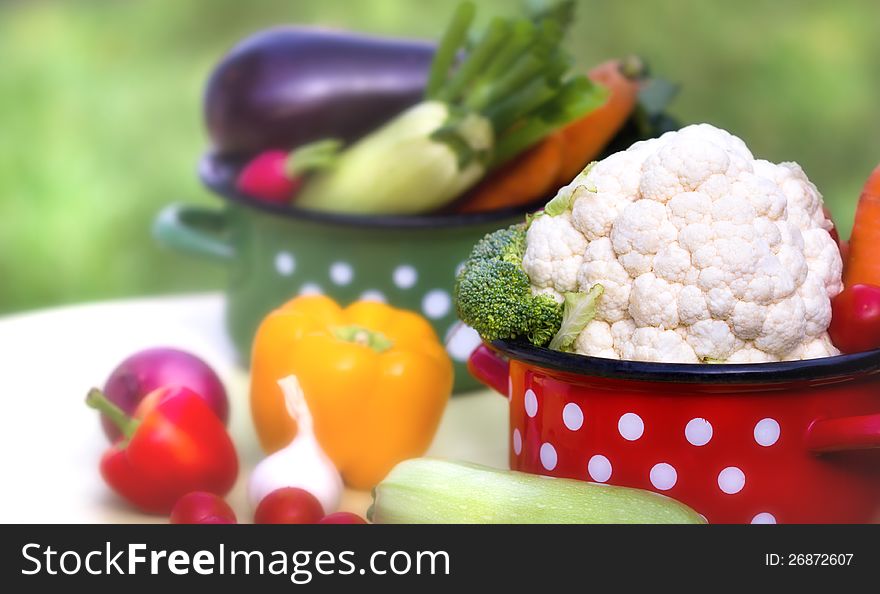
[491,339,880,385]
[199,152,541,229]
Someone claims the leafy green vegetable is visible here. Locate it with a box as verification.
[542,188,574,217]
[548,284,604,351]
[542,162,596,216]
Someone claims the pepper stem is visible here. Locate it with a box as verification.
[332,325,394,353]
[85,388,140,440]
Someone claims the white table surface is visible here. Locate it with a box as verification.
[0,293,508,523]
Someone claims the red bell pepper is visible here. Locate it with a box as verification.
[86,386,238,514]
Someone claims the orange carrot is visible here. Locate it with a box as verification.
[844,164,880,287]
[555,58,642,186]
[454,58,643,213]
[455,132,564,213]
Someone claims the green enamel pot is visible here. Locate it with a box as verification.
[154,154,535,393]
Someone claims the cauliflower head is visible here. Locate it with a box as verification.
[522,123,843,363]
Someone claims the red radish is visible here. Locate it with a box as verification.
[101,348,228,441]
[236,140,341,204]
[319,512,368,524]
[828,284,880,354]
[236,150,302,203]
[170,492,237,524]
[254,487,324,524]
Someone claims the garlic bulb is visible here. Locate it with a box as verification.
[247,375,343,513]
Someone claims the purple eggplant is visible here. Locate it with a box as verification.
[204,27,434,156]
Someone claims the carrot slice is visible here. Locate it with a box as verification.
[844,164,880,287]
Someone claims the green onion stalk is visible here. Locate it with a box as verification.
[296,0,606,215]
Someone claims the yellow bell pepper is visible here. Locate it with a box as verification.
[250,295,453,489]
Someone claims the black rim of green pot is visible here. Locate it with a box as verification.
[199,152,542,229]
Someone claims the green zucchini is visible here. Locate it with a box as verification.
[369,459,705,524]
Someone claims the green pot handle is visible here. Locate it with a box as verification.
[153,203,235,262]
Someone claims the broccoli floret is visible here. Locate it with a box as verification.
[454,224,562,346]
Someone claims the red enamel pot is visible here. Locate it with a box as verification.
[468,341,880,524]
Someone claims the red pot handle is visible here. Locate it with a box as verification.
[807,414,880,453]
[467,344,510,396]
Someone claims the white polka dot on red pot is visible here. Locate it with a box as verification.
[588,455,612,483]
[650,463,677,491]
[751,512,776,524]
[754,418,780,447]
[524,389,538,418]
[685,418,713,446]
[562,403,583,431]
[718,466,746,494]
[540,443,557,471]
[512,429,522,456]
[618,412,644,441]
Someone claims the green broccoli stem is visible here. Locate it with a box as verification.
[425,1,476,99]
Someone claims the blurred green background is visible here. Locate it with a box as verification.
[1,0,878,314]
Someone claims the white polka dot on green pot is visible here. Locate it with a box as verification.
[359,290,386,303]
[422,289,451,319]
[329,261,353,285]
[299,283,322,296]
[274,251,296,276]
[444,322,482,362]
[393,265,418,289]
